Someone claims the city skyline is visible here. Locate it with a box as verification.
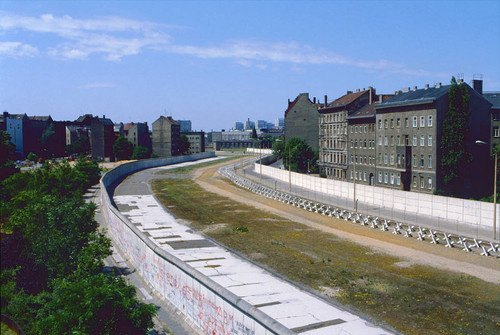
[1,0,499,131]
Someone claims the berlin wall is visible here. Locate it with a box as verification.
[100,153,292,335]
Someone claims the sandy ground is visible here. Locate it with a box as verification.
[191,161,500,285]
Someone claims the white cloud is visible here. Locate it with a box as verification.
[0,12,171,61]
[0,41,38,57]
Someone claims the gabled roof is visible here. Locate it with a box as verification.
[96,117,114,126]
[284,96,299,118]
[326,90,367,110]
[29,116,51,121]
[76,114,93,122]
[348,102,378,120]
[484,92,500,110]
[376,85,451,109]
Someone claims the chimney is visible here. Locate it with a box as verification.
[355,89,360,93]
[368,86,373,104]
[424,84,429,89]
[313,97,316,104]
[403,87,410,93]
[379,95,384,103]
[435,82,441,88]
[288,99,291,106]
[457,79,464,84]
[103,115,106,119]
[324,95,328,107]
[413,86,417,91]
[472,79,483,95]
[346,90,353,95]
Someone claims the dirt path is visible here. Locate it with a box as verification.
[190,161,500,284]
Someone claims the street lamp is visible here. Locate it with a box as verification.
[476,140,497,240]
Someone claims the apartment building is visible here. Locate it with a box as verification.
[152,116,180,158]
[183,131,205,154]
[318,88,376,179]
[374,80,492,198]
[284,93,319,151]
[483,91,500,154]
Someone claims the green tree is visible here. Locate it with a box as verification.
[0,130,19,181]
[282,137,316,173]
[65,134,90,156]
[251,126,258,139]
[440,76,472,196]
[262,134,275,149]
[179,134,190,155]
[131,146,151,160]
[26,152,38,163]
[272,136,285,157]
[113,136,134,161]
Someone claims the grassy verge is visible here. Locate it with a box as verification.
[152,177,500,335]
[154,156,240,175]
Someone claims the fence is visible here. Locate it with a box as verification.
[100,153,292,335]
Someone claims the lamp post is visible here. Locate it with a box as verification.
[476,140,497,240]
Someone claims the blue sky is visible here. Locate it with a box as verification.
[1,0,499,132]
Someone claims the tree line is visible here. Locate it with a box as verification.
[0,136,156,334]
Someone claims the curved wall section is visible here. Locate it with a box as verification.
[100,153,291,335]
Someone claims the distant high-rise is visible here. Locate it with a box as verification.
[233,122,244,130]
[177,120,192,133]
[275,117,285,127]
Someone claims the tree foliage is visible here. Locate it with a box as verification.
[440,76,472,195]
[41,122,57,158]
[179,134,190,155]
[65,133,90,156]
[131,145,151,160]
[251,126,258,139]
[1,162,156,334]
[272,136,285,157]
[113,136,134,161]
[0,130,19,182]
[281,137,318,173]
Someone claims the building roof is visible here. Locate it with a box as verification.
[325,90,368,110]
[347,102,378,120]
[96,117,114,126]
[484,92,500,110]
[76,114,93,122]
[284,96,299,118]
[376,85,451,109]
[29,116,51,121]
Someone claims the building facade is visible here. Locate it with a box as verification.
[483,91,500,154]
[125,122,152,151]
[90,116,115,161]
[284,93,319,152]
[177,120,192,133]
[183,131,205,154]
[374,81,492,198]
[318,88,375,180]
[152,116,180,158]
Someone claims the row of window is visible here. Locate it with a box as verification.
[349,124,375,134]
[374,172,433,189]
[349,155,375,166]
[378,115,433,129]
[378,134,433,147]
[323,112,346,123]
[350,139,376,149]
[375,153,433,169]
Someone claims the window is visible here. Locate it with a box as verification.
[428,115,433,127]
[390,153,394,165]
[384,120,388,128]
[391,136,394,146]
[428,177,433,189]
[350,154,353,163]
[391,119,394,128]
[378,136,382,146]
[350,171,353,179]
[428,155,432,168]
[355,126,358,133]
[378,153,382,164]
[350,140,353,148]
[405,135,409,146]
[378,120,382,129]
[378,172,382,183]
[396,174,401,185]
[405,118,409,128]
[384,173,388,184]
[413,135,417,146]
[413,154,417,167]
[390,173,394,185]
[494,127,500,138]
[413,116,417,127]
[420,176,425,188]
[413,176,417,187]
[384,153,388,165]
[420,135,425,146]
[420,155,425,168]
[428,135,432,146]
[397,118,401,127]
[364,126,367,133]
[420,116,425,127]
[350,126,353,133]
[397,136,401,145]
[384,136,388,146]
[397,154,401,166]
[363,172,366,181]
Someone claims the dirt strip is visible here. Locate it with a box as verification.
[192,161,499,284]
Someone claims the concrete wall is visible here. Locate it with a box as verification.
[100,153,292,335]
[254,163,498,230]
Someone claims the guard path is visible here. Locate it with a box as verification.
[111,158,395,335]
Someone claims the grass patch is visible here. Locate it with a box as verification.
[152,177,500,335]
[154,156,240,175]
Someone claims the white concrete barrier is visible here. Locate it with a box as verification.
[100,153,293,335]
[254,164,498,230]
